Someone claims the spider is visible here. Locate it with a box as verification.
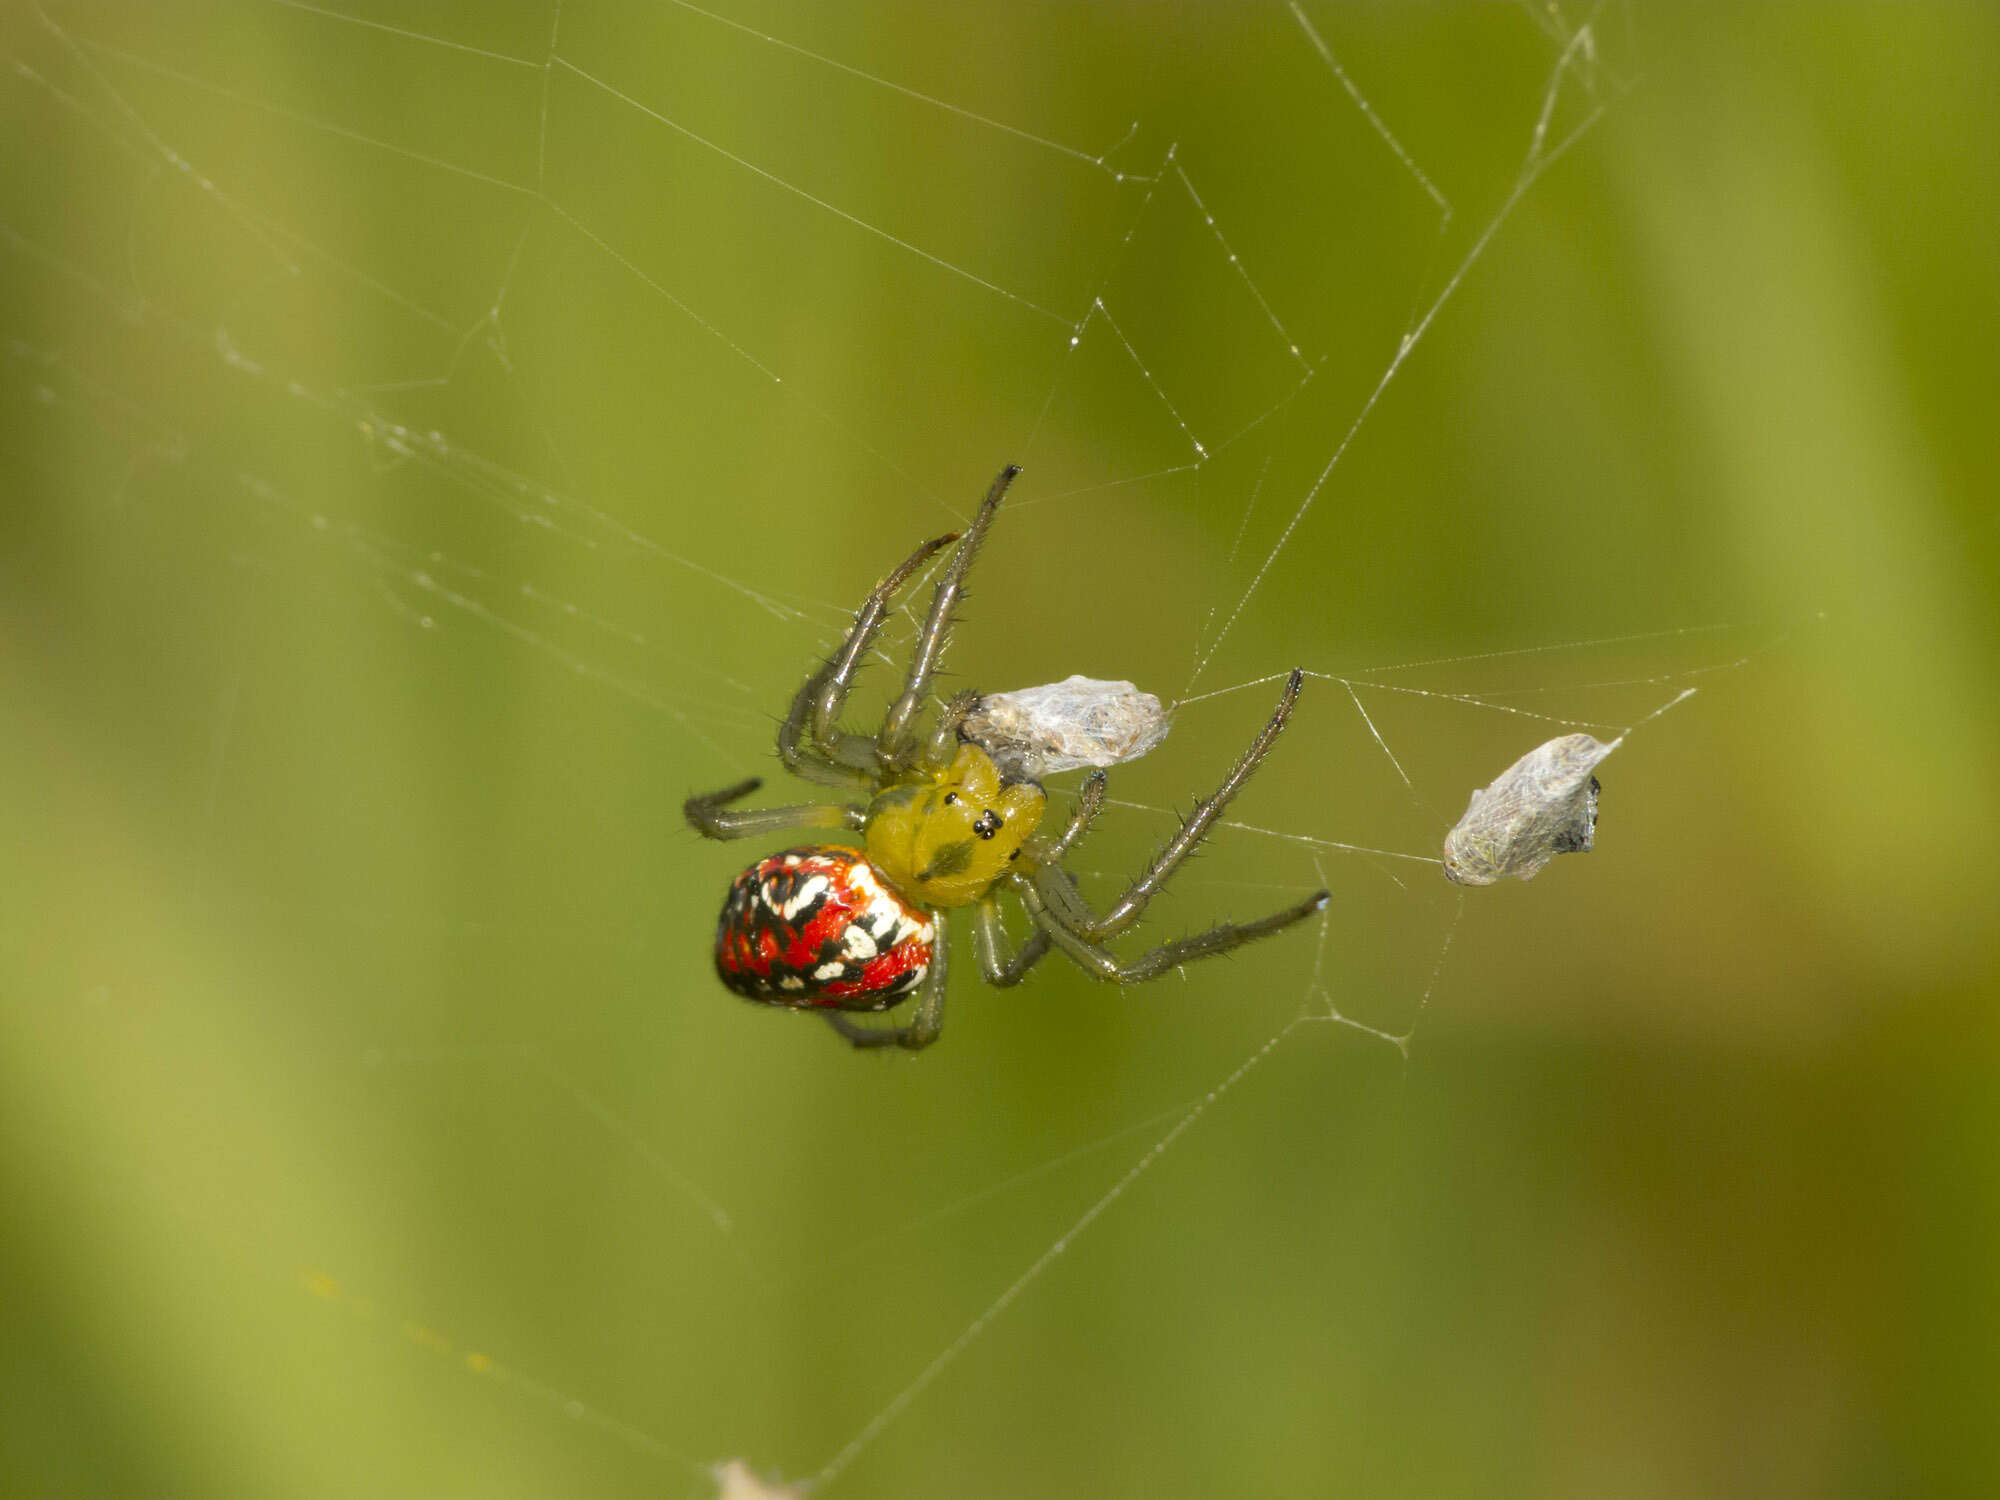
[684,465,1328,1051]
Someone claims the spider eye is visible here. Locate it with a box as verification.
[942,793,959,805]
[972,810,1002,839]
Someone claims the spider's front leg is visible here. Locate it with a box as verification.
[876,464,1021,770]
[683,778,866,841]
[1028,770,1107,865]
[778,530,959,789]
[1012,875,1327,984]
[1079,669,1311,941]
[1007,670,1330,982]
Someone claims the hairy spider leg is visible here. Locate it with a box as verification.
[823,916,951,1050]
[918,690,979,775]
[692,467,1018,846]
[1029,769,1107,865]
[1077,669,1309,941]
[1012,878,1329,984]
[682,778,865,841]
[971,896,1051,987]
[876,464,1021,770]
[1005,671,1331,981]
[777,530,958,790]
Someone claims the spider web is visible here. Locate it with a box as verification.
[0,2,1893,1497]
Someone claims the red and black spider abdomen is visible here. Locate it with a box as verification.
[713,845,936,1011]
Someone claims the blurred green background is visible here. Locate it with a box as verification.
[3,3,1996,1497]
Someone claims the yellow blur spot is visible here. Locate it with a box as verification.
[402,1321,453,1355]
[463,1352,494,1375]
[303,1271,341,1300]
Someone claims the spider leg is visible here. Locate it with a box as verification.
[683,777,866,840]
[972,895,1052,987]
[918,691,979,774]
[777,741,876,791]
[1026,861,1096,931]
[778,530,958,788]
[1026,770,1107,865]
[876,465,1021,770]
[821,928,950,1050]
[1079,669,1306,941]
[1012,872,1327,984]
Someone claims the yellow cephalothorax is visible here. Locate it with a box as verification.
[863,742,1046,908]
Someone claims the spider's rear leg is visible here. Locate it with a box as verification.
[822,929,951,1051]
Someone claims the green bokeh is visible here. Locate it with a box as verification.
[3,4,1995,1497]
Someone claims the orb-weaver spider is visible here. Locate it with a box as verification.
[684,465,1328,1051]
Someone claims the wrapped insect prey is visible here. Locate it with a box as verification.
[960,675,1172,783]
[1442,733,1620,885]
